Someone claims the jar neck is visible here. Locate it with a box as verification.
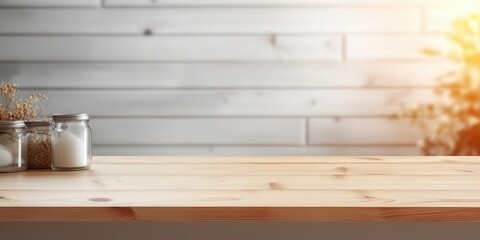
[56,120,88,124]
[0,128,25,133]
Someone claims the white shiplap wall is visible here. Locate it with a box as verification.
[0,0,460,156]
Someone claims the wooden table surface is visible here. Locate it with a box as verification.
[1,156,480,221]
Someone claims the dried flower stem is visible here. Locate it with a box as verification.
[0,83,48,121]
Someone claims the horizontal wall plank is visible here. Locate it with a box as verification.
[347,35,446,60]
[90,118,304,145]
[425,8,453,32]
[104,0,463,7]
[425,5,480,32]
[38,89,433,116]
[0,0,99,7]
[425,8,480,33]
[0,8,420,34]
[0,36,341,62]
[1,62,446,89]
[93,146,420,156]
[90,118,419,149]
[309,118,418,145]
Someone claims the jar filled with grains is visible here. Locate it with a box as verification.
[26,120,52,169]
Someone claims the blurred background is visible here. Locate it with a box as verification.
[0,0,475,156]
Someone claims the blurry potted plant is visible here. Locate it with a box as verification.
[398,13,480,155]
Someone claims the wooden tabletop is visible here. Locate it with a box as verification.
[1,156,480,221]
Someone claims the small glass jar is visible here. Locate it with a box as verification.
[51,113,92,171]
[0,121,27,173]
[26,120,53,169]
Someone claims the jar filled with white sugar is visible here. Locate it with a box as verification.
[0,121,27,173]
[51,114,92,171]
[26,120,52,169]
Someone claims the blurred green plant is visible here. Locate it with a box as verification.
[398,12,480,155]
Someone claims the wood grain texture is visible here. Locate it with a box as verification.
[1,62,446,89]
[65,163,480,175]
[1,156,480,221]
[3,207,480,222]
[3,207,480,221]
[39,90,433,117]
[3,173,480,190]
[0,36,341,62]
[0,8,420,34]
[92,156,478,163]
[3,189,480,207]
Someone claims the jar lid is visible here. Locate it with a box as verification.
[53,113,89,122]
[0,121,26,129]
[25,120,52,127]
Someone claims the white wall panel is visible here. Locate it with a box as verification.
[0,0,99,7]
[309,118,419,145]
[39,89,433,117]
[0,36,342,61]
[0,8,420,34]
[425,8,453,32]
[93,146,421,156]
[91,118,304,145]
[347,35,446,60]
[0,0,456,156]
[1,62,446,89]
[104,0,463,7]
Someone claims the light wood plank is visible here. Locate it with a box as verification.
[92,156,478,164]
[0,36,341,62]
[3,207,480,221]
[347,35,447,60]
[1,62,446,89]
[39,90,433,117]
[0,0,99,7]
[81,163,480,175]
[1,189,480,207]
[0,8,420,34]
[3,174,480,190]
[104,0,464,7]
[90,118,303,145]
[308,118,419,145]
[93,146,421,156]
[1,156,480,221]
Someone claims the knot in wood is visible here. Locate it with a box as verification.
[335,166,348,173]
[269,182,283,190]
[89,198,112,202]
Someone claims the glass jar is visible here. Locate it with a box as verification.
[51,113,92,171]
[0,121,27,173]
[26,120,52,169]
